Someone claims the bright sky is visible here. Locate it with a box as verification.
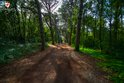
[41,0,62,13]
[54,0,62,13]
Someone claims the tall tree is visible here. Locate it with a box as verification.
[75,0,83,51]
[41,0,59,45]
[68,0,74,45]
[114,1,119,46]
[97,0,104,50]
[35,0,45,50]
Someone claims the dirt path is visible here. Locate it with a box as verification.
[0,44,111,83]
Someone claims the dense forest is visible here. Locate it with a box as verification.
[0,0,124,82]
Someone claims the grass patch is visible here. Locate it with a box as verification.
[80,47,124,83]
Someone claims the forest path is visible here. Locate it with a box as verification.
[0,44,111,83]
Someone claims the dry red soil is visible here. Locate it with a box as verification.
[0,44,111,83]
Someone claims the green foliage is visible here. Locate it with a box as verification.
[80,47,124,82]
[83,36,100,48]
[0,38,40,64]
[0,0,124,82]
[98,60,124,83]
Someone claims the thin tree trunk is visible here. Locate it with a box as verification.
[49,11,55,45]
[114,3,120,52]
[69,0,73,45]
[69,16,73,45]
[109,5,112,49]
[21,7,25,43]
[99,0,104,50]
[94,16,96,39]
[109,17,112,49]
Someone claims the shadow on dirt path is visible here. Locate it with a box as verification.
[0,44,111,83]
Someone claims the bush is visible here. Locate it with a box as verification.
[83,36,99,49]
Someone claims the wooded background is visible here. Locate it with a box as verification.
[0,0,124,59]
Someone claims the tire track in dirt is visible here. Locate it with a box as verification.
[0,47,53,83]
[0,45,111,83]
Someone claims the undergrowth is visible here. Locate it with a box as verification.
[80,47,124,83]
[0,38,40,64]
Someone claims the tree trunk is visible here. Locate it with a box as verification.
[69,0,73,45]
[20,7,25,43]
[94,16,96,39]
[109,17,112,49]
[35,0,45,50]
[109,5,112,49]
[69,16,73,45]
[75,0,83,51]
[99,0,104,50]
[49,13,55,45]
[114,3,120,52]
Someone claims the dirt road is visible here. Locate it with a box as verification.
[0,45,111,83]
